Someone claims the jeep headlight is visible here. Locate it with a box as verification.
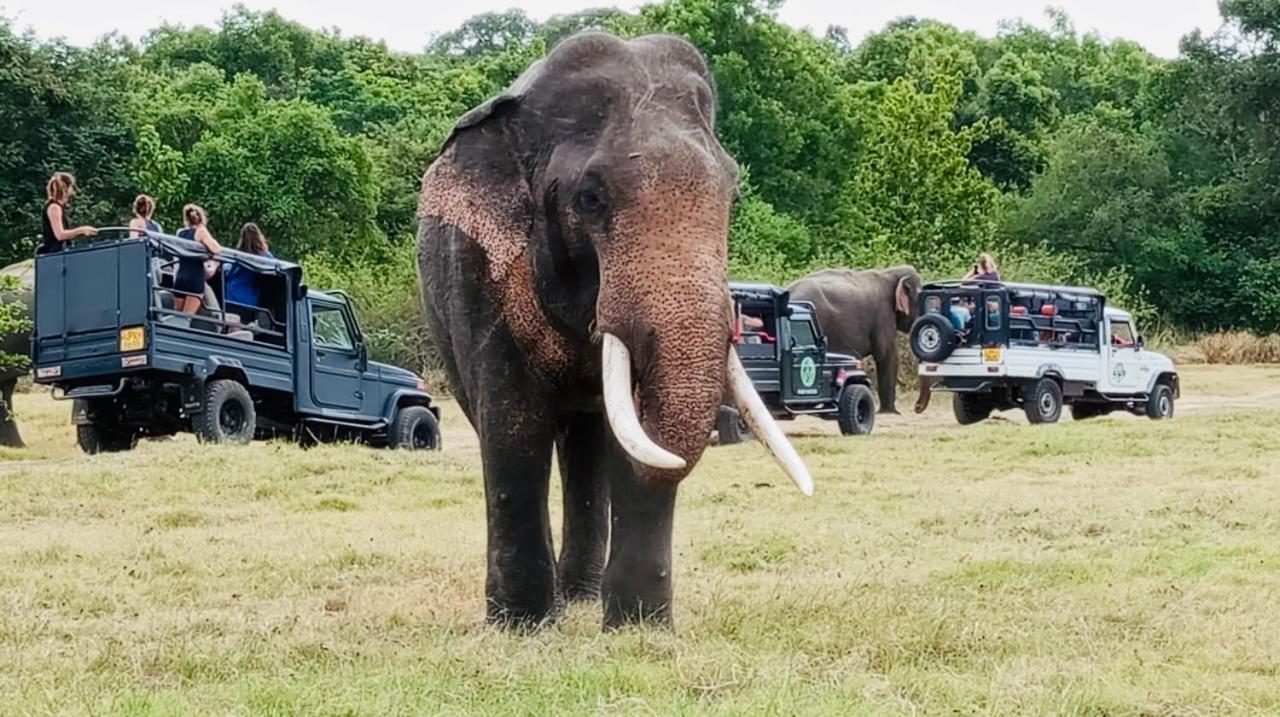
[119,326,146,353]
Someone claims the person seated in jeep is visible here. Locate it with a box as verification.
[948,297,975,332]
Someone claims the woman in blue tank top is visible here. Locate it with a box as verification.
[225,223,273,311]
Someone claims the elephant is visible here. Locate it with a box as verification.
[787,266,924,414]
[0,259,33,445]
[0,259,34,448]
[416,32,812,631]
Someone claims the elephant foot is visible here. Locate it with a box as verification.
[0,425,23,448]
[877,407,900,415]
[602,586,673,630]
[485,592,564,632]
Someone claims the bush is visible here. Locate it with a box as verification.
[300,242,445,390]
[1199,332,1280,365]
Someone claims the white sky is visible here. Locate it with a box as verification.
[0,1,1224,58]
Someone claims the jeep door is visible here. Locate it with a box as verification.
[308,300,364,411]
[783,317,823,401]
[1101,317,1141,393]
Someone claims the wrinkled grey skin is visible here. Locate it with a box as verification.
[0,260,33,448]
[787,266,923,413]
[417,32,739,630]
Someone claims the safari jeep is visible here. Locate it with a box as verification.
[716,281,875,443]
[31,229,441,454]
[909,280,1179,425]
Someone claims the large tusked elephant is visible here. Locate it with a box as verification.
[787,266,923,414]
[417,32,812,630]
[0,259,34,448]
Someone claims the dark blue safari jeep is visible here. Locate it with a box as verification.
[31,229,441,454]
[716,281,875,443]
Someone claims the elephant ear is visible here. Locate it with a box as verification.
[420,87,536,285]
[895,276,912,316]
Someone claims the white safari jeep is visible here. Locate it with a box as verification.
[909,280,1179,425]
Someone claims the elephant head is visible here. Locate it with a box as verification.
[419,33,809,491]
[892,266,923,334]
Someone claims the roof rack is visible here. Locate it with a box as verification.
[923,278,1104,300]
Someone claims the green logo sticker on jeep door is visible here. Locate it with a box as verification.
[799,356,817,387]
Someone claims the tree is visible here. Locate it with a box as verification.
[0,23,136,263]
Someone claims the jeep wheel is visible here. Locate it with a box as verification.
[1145,384,1175,420]
[716,406,749,445]
[953,393,994,425]
[1070,402,1110,421]
[194,379,256,445]
[391,406,441,450]
[1024,378,1063,424]
[910,314,957,363]
[76,422,139,454]
[837,383,876,436]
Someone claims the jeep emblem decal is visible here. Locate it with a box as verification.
[1112,362,1126,383]
[800,356,817,387]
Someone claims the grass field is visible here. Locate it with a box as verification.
[1,364,1279,715]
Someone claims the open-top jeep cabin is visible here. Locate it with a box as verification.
[716,281,875,443]
[909,279,1178,425]
[31,229,440,454]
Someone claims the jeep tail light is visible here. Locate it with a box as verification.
[416,379,426,390]
[835,368,848,384]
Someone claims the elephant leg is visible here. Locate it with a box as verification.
[479,413,560,629]
[0,378,23,448]
[602,456,679,630]
[556,412,610,602]
[876,343,899,414]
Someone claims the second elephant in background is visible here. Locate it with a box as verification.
[787,266,923,414]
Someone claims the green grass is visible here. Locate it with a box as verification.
[1,365,1279,715]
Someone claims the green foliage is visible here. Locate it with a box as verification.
[0,275,32,373]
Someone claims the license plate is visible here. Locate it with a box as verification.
[119,326,145,352]
[983,347,1002,363]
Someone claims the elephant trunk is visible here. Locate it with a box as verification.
[596,245,731,480]
[595,235,813,494]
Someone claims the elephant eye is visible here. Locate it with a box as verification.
[576,188,606,216]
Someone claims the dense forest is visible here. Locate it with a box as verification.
[3,0,1279,371]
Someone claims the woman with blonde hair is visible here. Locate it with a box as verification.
[174,204,222,314]
[128,194,162,237]
[40,172,97,253]
[964,252,1000,282]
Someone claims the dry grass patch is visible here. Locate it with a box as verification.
[1200,331,1280,364]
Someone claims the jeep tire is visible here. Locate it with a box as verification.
[76,421,139,454]
[1145,383,1175,420]
[716,406,749,445]
[910,314,957,363]
[1024,378,1063,424]
[953,393,994,425]
[194,379,256,445]
[837,383,876,436]
[391,405,441,450]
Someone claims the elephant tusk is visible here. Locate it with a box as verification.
[727,350,814,496]
[601,333,688,471]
